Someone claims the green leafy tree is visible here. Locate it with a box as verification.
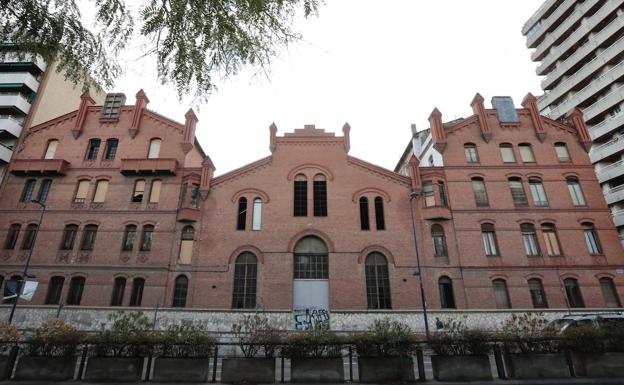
[0,0,319,98]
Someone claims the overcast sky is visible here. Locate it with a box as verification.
[112,0,545,175]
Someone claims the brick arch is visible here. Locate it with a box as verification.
[228,245,264,264]
[526,172,544,179]
[468,172,486,178]
[577,217,596,224]
[111,273,129,280]
[231,188,271,203]
[82,220,102,226]
[358,245,395,265]
[559,272,580,280]
[63,220,81,226]
[504,172,524,179]
[489,273,510,281]
[594,272,616,279]
[141,220,158,227]
[524,273,545,280]
[122,220,140,226]
[287,164,334,181]
[75,175,94,181]
[516,218,536,224]
[287,229,335,253]
[562,172,580,179]
[478,218,497,224]
[537,218,558,225]
[352,188,391,203]
[94,175,113,181]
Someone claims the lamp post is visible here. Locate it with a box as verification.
[409,191,430,337]
[8,199,46,324]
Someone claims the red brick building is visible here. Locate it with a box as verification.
[0,91,622,314]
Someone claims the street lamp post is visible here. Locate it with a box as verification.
[409,191,430,337]
[8,200,46,324]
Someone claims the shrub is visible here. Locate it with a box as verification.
[283,326,343,358]
[562,321,624,354]
[429,319,491,356]
[0,321,19,355]
[89,311,159,357]
[231,314,282,358]
[24,319,83,357]
[156,321,216,358]
[499,313,560,354]
[350,318,418,357]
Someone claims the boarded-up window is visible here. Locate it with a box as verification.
[100,93,125,121]
[93,180,109,203]
[132,180,146,202]
[75,180,90,203]
[149,180,162,203]
[179,226,194,264]
[44,140,58,159]
[148,138,161,159]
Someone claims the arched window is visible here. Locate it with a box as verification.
[44,276,64,305]
[21,224,38,250]
[567,177,586,206]
[20,179,36,202]
[471,177,489,207]
[232,253,257,309]
[293,174,307,216]
[140,225,154,251]
[423,182,435,207]
[252,198,262,231]
[122,225,137,251]
[149,180,162,203]
[37,179,52,203]
[110,277,126,306]
[464,143,479,163]
[374,197,385,230]
[508,177,528,207]
[44,139,58,159]
[554,142,570,162]
[564,278,584,308]
[85,139,101,161]
[431,224,447,257]
[359,197,370,230]
[93,180,109,203]
[493,279,511,309]
[528,278,548,308]
[103,139,119,161]
[189,184,200,209]
[129,278,145,307]
[294,236,328,279]
[66,277,85,305]
[582,222,602,255]
[172,275,188,307]
[313,174,327,217]
[481,223,498,256]
[365,253,391,309]
[521,223,539,256]
[80,225,98,251]
[60,224,79,250]
[74,180,90,203]
[528,178,548,206]
[4,224,21,250]
[599,277,621,308]
[236,197,247,230]
[438,276,455,308]
[132,180,146,203]
[519,143,535,163]
[499,143,515,163]
[148,138,161,159]
[541,223,561,256]
[179,226,194,264]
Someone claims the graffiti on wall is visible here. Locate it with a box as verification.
[293,307,330,330]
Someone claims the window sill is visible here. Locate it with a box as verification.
[590,253,605,257]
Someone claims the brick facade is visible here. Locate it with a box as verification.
[0,91,622,315]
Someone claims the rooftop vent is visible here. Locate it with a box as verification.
[491,96,519,124]
[100,93,126,122]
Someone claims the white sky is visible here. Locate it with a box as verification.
[111,0,545,174]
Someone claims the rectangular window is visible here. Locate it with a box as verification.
[74,180,90,203]
[252,199,262,231]
[432,235,447,257]
[482,230,498,256]
[21,225,37,250]
[129,279,144,307]
[179,240,194,264]
[294,254,328,279]
[543,230,561,256]
[44,140,58,159]
[93,180,109,203]
[500,145,516,163]
[4,225,20,250]
[100,93,125,121]
[529,280,548,308]
[103,139,118,161]
[149,180,162,203]
[20,179,36,202]
[529,181,548,206]
[423,182,435,207]
[80,226,98,251]
[493,280,511,309]
[132,180,146,203]
[438,182,448,207]
[189,184,199,209]
[464,145,479,163]
[522,229,540,256]
[60,226,78,250]
[85,139,101,161]
[45,277,64,305]
[293,180,307,216]
[555,143,570,162]
[584,228,602,255]
[519,144,535,163]
[66,277,85,305]
[148,139,161,159]
[37,179,52,204]
[509,179,528,207]
[568,180,586,206]
[472,179,489,207]
[140,227,154,251]
[313,180,327,216]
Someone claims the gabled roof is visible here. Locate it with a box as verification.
[211,156,273,187]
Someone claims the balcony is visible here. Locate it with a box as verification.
[590,109,624,141]
[422,206,452,221]
[612,209,624,227]
[0,72,40,93]
[9,158,69,175]
[0,115,21,139]
[0,53,47,72]
[590,134,624,163]
[542,62,624,120]
[177,207,201,222]
[120,158,177,175]
[523,0,559,35]
[0,142,12,164]
[596,160,624,183]
[584,84,624,122]
[535,0,624,74]
[0,93,31,115]
[526,0,577,48]
[605,184,624,205]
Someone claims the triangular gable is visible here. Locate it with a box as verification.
[347,156,411,186]
[211,156,273,187]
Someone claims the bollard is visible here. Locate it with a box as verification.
[416,347,426,382]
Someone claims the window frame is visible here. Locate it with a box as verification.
[132,179,146,203]
[438,276,456,309]
[66,276,86,305]
[103,139,119,161]
[555,142,570,162]
[528,178,548,207]
[564,278,585,308]
[431,224,448,257]
[374,196,385,230]
[20,179,36,203]
[85,139,101,161]
[518,143,536,163]
[147,138,162,159]
[359,197,370,231]
[172,275,188,308]
[44,276,65,305]
[236,197,247,231]
[232,253,258,309]
[542,223,562,256]
[293,174,308,217]
[423,182,435,208]
[110,277,126,306]
[365,252,392,310]
[4,224,21,250]
[44,139,59,159]
[139,225,154,252]
[508,177,528,207]
[21,224,38,250]
[80,224,98,251]
[122,224,137,251]
[521,223,540,257]
[60,224,79,250]
[251,198,262,231]
[599,277,621,308]
[464,143,479,163]
[528,278,548,308]
[567,177,586,206]
[471,177,489,207]
[493,279,511,309]
[481,223,499,257]
[129,278,145,307]
[499,143,516,163]
[582,222,602,255]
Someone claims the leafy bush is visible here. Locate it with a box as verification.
[89,311,158,357]
[156,321,216,358]
[429,319,491,356]
[231,314,282,358]
[24,319,83,357]
[0,321,20,355]
[562,321,624,354]
[283,326,343,358]
[499,313,560,354]
[350,319,419,357]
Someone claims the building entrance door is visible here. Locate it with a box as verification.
[292,236,330,330]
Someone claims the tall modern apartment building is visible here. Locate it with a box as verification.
[522,0,624,240]
[0,54,105,183]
